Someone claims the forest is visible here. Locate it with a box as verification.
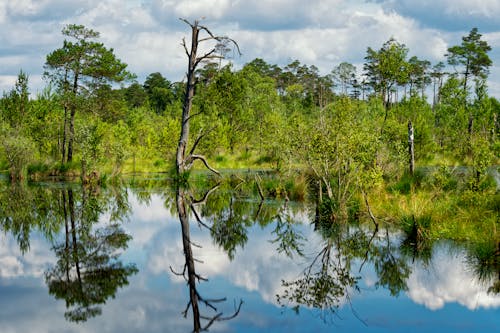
[0,23,498,242]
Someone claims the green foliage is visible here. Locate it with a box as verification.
[0,126,36,180]
[447,27,492,92]
[430,166,459,191]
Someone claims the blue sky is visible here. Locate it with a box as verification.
[0,0,499,98]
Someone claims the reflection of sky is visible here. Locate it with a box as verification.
[0,192,499,332]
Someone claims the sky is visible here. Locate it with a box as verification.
[0,0,500,99]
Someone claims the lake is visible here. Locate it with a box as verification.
[0,176,498,332]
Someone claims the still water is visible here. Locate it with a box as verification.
[0,178,498,332]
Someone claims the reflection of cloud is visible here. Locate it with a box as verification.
[0,234,54,281]
[122,194,178,250]
[147,218,321,305]
[406,245,500,310]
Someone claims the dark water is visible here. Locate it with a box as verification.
[0,179,498,332]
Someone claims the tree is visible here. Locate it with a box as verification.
[431,62,446,107]
[407,56,431,98]
[173,184,242,331]
[45,188,137,322]
[44,24,133,165]
[1,70,30,128]
[446,27,492,94]
[143,72,173,114]
[124,82,148,108]
[364,38,409,110]
[332,62,356,96]
[175,19,239,177]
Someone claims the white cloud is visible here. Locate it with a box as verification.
[0,0,499,98]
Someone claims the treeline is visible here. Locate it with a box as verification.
[0,25,498,187]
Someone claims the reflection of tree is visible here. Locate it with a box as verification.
[467,240,500,294]
[44,187,137,322]
[209,196,248,260]
[0,182,61,252]
[278,194,412,319]
[373,229,410,296]
[399,215,434,266]
[277,217,361,319]
[172,184,242,332]
[271,200,305,258]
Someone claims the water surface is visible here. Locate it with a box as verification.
[0,179,498,332]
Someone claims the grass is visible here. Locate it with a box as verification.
[364,163,498,244]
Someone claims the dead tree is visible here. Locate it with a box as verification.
[176,19,240,177]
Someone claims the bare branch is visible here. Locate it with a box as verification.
[185,110,205,122]
[181,38,190,58]
[193,272,208,282]
[199,36,220,43]
[182,300,192,317]
[194,49,217,68]
[179,18,195,28]
[190,154,221,176]
[188,238,202,248]
[188,126,217,157]
[169,264,187,278]
[201,313,223,331]
[223,37,242,56]
[198,25,217,40]
[190,203,214,231]
[201,299,244,330]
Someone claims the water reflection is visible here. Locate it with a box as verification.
[172,182,243,331]
[45,188,138,322]
[0,177,498,332]
[0,182,137,323]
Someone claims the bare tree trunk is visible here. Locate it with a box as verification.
[67,107,76,163]
[176,23,198,175]
[408,120,415,176]
[67,73,79,164]
[61,105,68,164]
[468,115,474,135]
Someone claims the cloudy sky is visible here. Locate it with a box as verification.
[0,0,499,98]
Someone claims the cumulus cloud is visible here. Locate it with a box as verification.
[0,0,498,98]
[377,0,500,32]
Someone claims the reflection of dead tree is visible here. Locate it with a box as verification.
[171,184,242,332]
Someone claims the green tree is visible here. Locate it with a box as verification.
[45,188,137,322]
[407,56,431,98]
[124,82,148,108]
[143,72,173,114]
[44,24,133,164]
[332,62,356,96]
[1,70,30,128]
[446,27,492,94]
[364,38,409,110]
